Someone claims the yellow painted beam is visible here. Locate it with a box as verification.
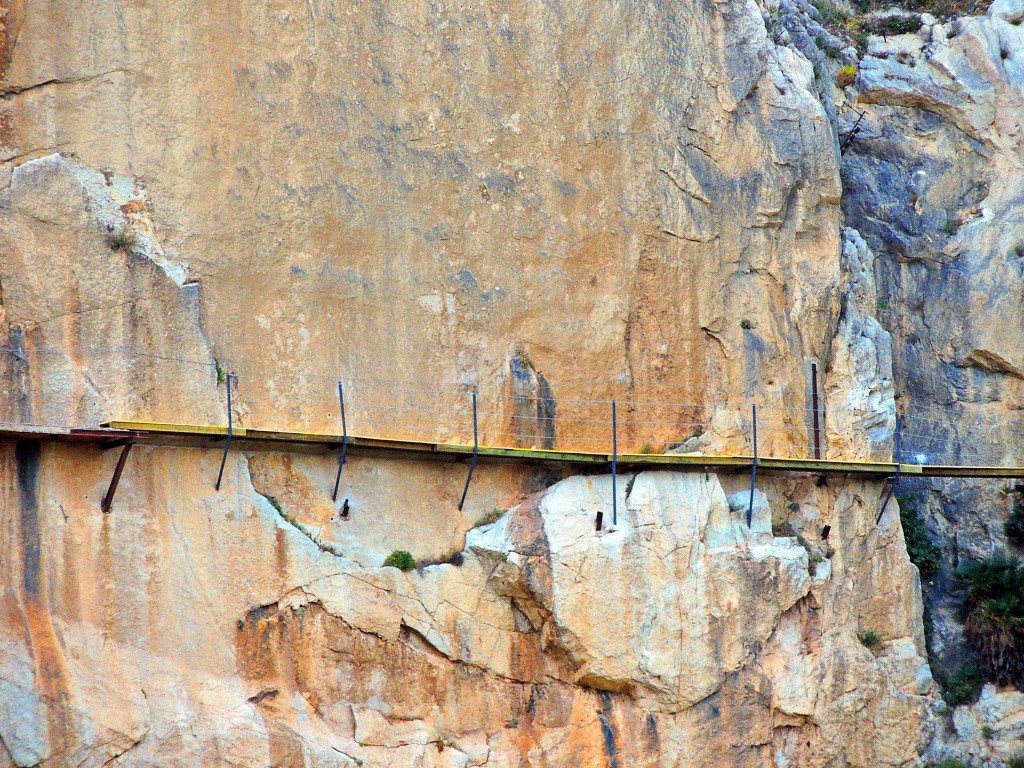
[78,421,1024,479]
[102,421,246,437]
[435,443,610,463]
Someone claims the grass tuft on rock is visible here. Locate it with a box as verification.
[109,226,136,252]
[383,550,417,571]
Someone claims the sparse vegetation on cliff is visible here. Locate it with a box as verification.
[109,226,136,252]
[897,495,942,579]
[935,662,985,707]
[859,630,883,652]
[383,550,417,571]
[953,557,1024,688]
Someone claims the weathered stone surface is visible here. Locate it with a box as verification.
[0,0,843,448]
[0,447,937,766]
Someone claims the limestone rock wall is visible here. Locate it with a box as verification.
[0,0,844,439]
[0,0,973,765]
[836,1,1024,762]
[0,450,937,767]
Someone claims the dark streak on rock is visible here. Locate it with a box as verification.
[597,690,618,768]
[16,440,41,598]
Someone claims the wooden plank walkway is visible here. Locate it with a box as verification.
[0,420,1020,478]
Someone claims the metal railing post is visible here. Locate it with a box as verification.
[332,380,349,502]
[611,400,618,527]
[877,414,903,524]
[748,403,758,528]
[458,390,479,511]
[215,372,236,491]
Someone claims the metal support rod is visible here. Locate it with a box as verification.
[840,110,867,155]
[101,441,134,513]
[611,400,618,527]
[215,372,236,491]
[877,415,903,524]
[458,391,479,511]
[748,404,758,528]
[811,362,822,460]
[332,380,349,502]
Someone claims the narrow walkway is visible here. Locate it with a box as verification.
[2,421,1022,479]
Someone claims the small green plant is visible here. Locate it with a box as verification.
[936,662,986,707]
[109,226,136,252]
[859,630,883,651]
[1008,754,1024,768]
[267,496,284,515]
[740,318,753,330]
[383,550,417,571]
[808,550,825,571]
[215,360,227,385]
[638,442,654,455]
[877,15,924,35]
[942,215,959,236]
[936,759,967,768]
[505,717,519,729]
[898,495,942,579]
[981,724,995,739]
[836,64,858,87]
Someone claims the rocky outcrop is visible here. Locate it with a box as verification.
[0,452,937,766]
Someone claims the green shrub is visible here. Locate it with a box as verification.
[859,630,883,651]
[1007,501,1024,548]
[898,495,942,579]
[109,226,136,252]
[936,663,986,707]
[936,759,967,768]
[383,550,417,571]
[876,15,923,35]
[953,557,1024,688]
[1009,754,1024,768]
[638,442,654,455]
[740,318,753,330]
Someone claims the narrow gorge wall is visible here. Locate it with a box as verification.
[5,0,1022,765]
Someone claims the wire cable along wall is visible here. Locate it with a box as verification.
[5,343,1024,521]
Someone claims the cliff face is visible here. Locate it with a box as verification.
[837,2,1024,763]
[0,450,935,767]
[0,0,852,431]
[0,0,1020,765]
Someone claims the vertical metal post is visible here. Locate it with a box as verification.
[748,403,758,528]
[215,372,235,491]
[877,414,903,524]
[611,400,618,527]
[458,390,479,511]
[811,362,822,460]
[332,381,349,502]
